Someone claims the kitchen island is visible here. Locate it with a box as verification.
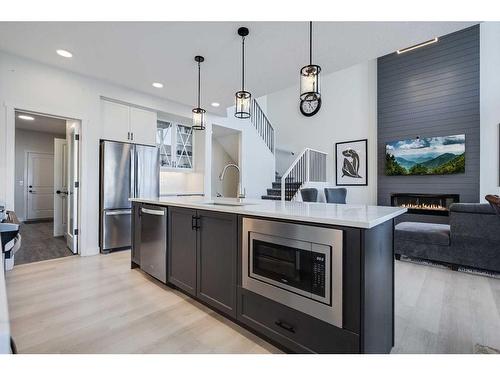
[130,197,406,354]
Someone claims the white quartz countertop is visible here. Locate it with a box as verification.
[131,197,406,229]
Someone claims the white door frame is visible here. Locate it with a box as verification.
[3,101,85,255]
[24,150,55,221]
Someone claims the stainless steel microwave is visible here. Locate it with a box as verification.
[242,217,343,328]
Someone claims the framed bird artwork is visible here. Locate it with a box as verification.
[335,139,368,186]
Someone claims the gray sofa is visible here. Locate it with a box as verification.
[395,203,500,272]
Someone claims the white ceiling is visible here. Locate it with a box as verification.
[0,22,478,114]
[15,111,66,135]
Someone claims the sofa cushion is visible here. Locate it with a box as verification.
[395,222,450,246]
[449,203,495,215]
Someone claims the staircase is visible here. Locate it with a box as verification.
[251,100,274,154]
[261,173,303,201]
[261,148,328,201]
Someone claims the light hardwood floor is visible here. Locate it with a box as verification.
[5,251,500,354]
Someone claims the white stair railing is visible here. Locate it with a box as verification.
[280,148,327,201]
[251,100,275,153]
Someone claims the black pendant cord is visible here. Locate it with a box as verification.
[241,36,245,91]
[197,61,201,108]
[309,21,312,66]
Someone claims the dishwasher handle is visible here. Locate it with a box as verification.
[141,208,165,216]
[105,210,132,216]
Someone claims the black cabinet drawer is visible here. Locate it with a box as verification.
[238,288,359,354]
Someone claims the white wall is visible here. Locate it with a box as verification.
[211,138,238,197]
[206,108,275,200]
[480,22,500,200]
[14,129,64,220]
[0,51,218,256]
[266,60,378,205]
[0,51,276,256]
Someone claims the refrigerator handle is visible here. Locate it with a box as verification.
[130,146,136,199]
[135,148,140,198]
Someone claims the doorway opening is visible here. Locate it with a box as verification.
[211,125,242,198]
[13,110,81,265]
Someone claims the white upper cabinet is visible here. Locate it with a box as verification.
[101,99,157,146]
[130,107,157,146]
[101,100,130,142]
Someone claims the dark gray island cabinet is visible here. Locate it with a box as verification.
[131,198,405,354]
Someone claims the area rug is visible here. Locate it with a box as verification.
[399,255,500,280]
[474,343,500,354]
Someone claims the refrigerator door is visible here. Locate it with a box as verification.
[102,209,132,250]
[134,144,159,199]
[101,141,133,209]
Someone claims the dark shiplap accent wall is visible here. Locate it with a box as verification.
[377,25,480,206]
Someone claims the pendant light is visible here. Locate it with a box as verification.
[235,27,251,119]
[192,55,206,130]
[300,21,321,102]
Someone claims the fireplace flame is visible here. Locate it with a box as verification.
[400,203,447,211]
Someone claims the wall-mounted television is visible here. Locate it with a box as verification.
[385,134,465,176]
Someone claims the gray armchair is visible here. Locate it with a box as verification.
[395,203,500,272]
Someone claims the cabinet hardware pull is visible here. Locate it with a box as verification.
[192,215,197,230]
[274,320,295,333]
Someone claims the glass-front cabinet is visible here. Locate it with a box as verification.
[157,120,194,170]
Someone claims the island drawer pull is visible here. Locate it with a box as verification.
[274,320,296,334]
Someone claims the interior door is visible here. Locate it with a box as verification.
[65,120,80,254]
[26,152,54,220]
[53,138,68,236]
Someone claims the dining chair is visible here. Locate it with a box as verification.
[324,188,347,204]
[300,188,318,202]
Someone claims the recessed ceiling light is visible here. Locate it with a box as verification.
[152,82,164,88]
[56,49,73,58]
[211,102,220,108]
[18,115,35,121]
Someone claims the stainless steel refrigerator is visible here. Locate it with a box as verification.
[99,140,159,253]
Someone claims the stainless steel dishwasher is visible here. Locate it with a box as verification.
[139,205,167,283]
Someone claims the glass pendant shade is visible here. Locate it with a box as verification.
[192,55,206,130]
[300,64,321,101]
[235,90,251,119]
[235,27,251,119]
[300,22,321,102]
[192,107,206,130]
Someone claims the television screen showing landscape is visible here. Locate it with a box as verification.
[385,134,465,176]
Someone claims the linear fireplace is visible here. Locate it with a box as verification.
[391,193,460,216]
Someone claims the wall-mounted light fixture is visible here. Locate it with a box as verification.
[397,38,438,55]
